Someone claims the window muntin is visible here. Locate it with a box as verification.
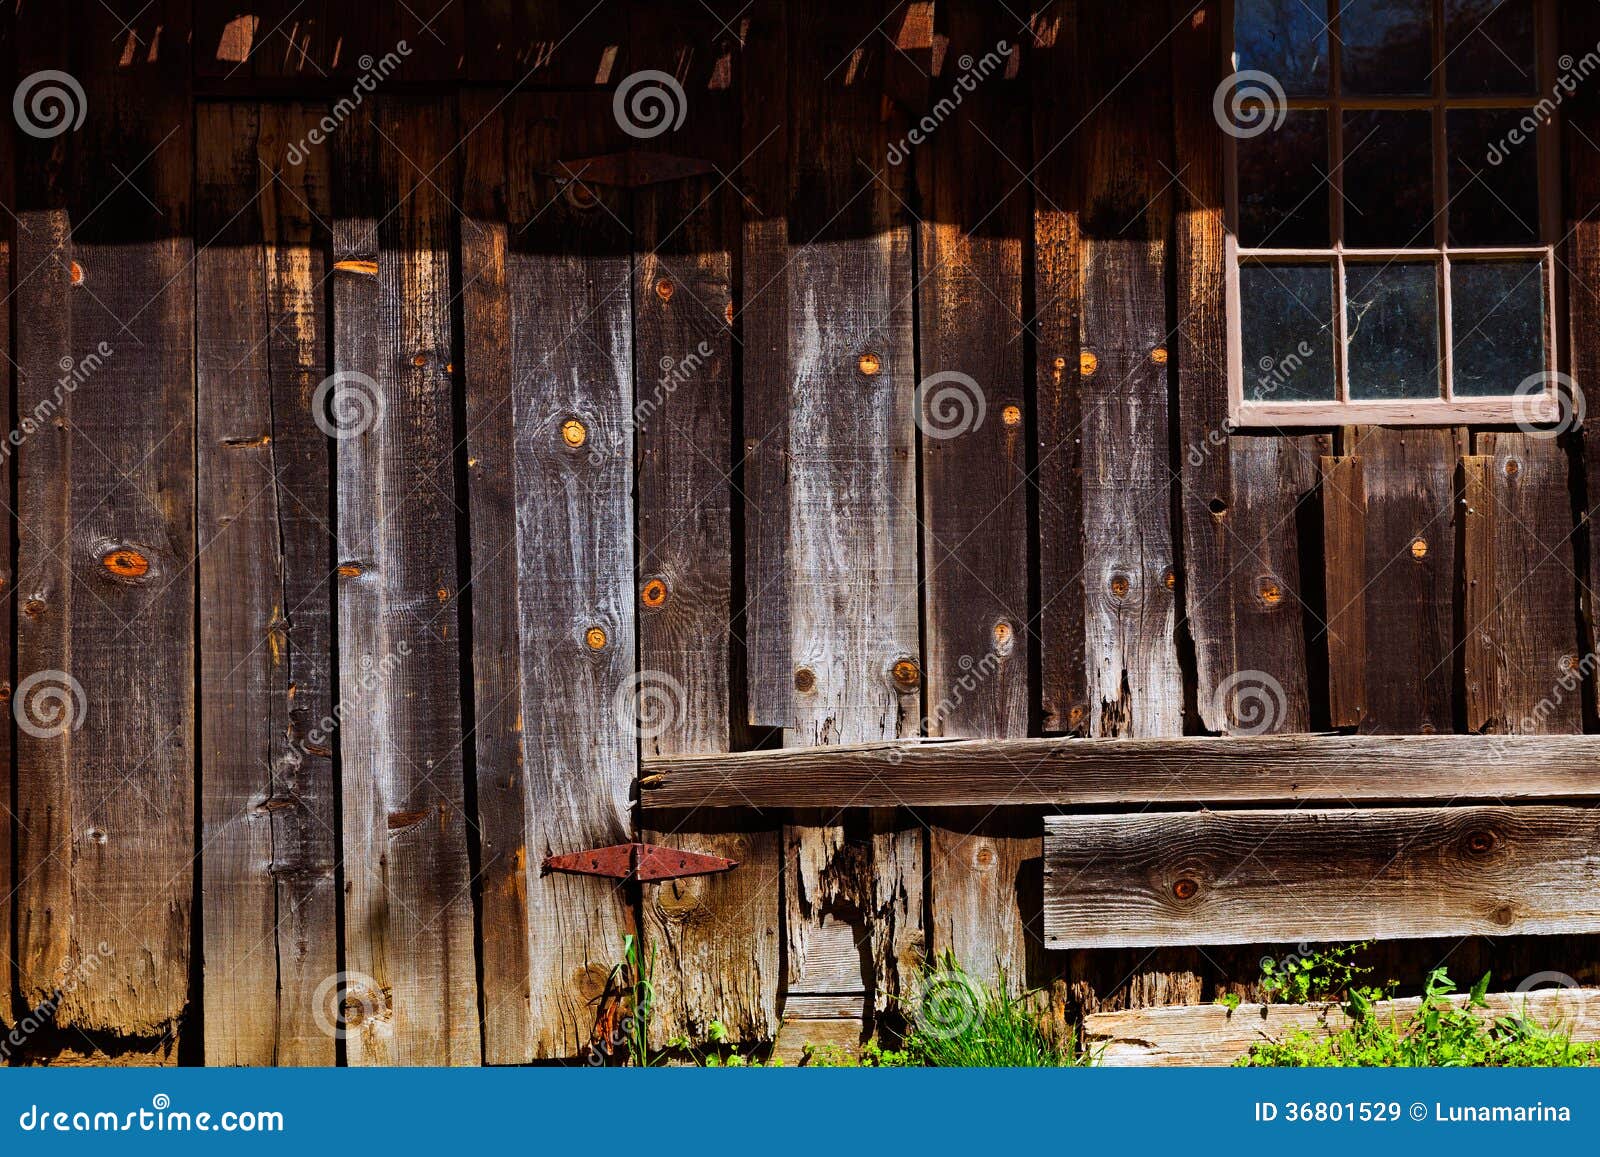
[1226,0,1558,426]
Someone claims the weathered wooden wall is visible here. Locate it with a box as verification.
[2,0,1598,1064]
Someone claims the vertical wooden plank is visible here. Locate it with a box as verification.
[197,102,338,1066]
[741,0,793,728]
[508,91,636,1059]
[0,0,16,1038]
[334,97,479,1066]
[1353,427,1460,734]
[459,92,533,1066]
[630,7,782,1047]
[1321,455,1368,727]
[1077,0,1181,738]
[918,0,1034,994]
[1031,0,1087,735]
[1465,434,1582,735]
[14,0,195,1048]
[778,0,923,1054]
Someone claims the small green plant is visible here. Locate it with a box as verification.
[591,934,657,1066]
[1241,964,1600,1067]
[1259,941,1373,1005]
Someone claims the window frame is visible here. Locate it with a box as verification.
[1224,0,1563,427]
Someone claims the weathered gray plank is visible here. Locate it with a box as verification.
[333,97,479,1065]
[1046,806,1600,948]
[642,733,1600,809]
[1087,987,1600,1067]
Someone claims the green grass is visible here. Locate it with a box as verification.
[1240,963,1600,1068]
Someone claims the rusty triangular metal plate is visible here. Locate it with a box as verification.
[541,151,717,189]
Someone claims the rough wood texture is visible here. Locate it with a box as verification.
[1352,427,1461,734]
[1087,987,1600,1067]
[918,0,1035,998]
[778,0,923,1036]
[631,4,781,1047]
[458,90,533,1066]
[333,98,478,1065]
[1032,0,1087,736]
[643,733,1600,809]
[509,91,637,1059]
[197,102,337,1065]
[1465,434,1583,735]
[15,0,195,1040]
[1046,806,1600,948]
[1321,455,1367,727]
[1077,0,1181,738]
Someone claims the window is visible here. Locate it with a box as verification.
[1224,0,1560,426]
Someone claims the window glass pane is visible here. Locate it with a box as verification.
[1240,263,1338,403]
[1445,0,1536,96]
[1342,111,1434,247]
[1345,262,1441,399]
[1448,110,1540,245]
[1239,110,1330,247]
[1451,259,1546,396]
[1340,0,1433,95]
[1236,0,1330,96]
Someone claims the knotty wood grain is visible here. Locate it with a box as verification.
[1046,806,1600,948]
[642,732,1600,809]
[508,90,636,1059]
[333,97,478,1065]
[15,0,195,1040]
[631,1,781,1048]
[1086,987,1600,1067]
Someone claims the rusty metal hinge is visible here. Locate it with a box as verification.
[541,842,738,882]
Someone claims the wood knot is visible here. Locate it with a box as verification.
[1410,536,1428,559]
[337,562,365,578]
[1067,705,1086,727]
[971,843,997,871]
[1080,351,1099,377]
[793,666,816,693]
[584,625,608,651]
[992,620,1013,652]
[1489,903,1517,927]
[1162,569,1177,592]
[561,418,588,448]
[858,352,881,376]
[1464,828,1499,857]
[724,302,735,326]
[1172,877,1199,901]
[101,548,150,581]
[1001,404,1022,427]
[1109,574,1130,600]
[1504,458,1520,478]
[1151,346,1168,364]
[23,597,48,618]
[891,657,921,691]
[1208,497,1228,516]
[69,261,84,285]
[411,353,427,367]
[640,578,668,609]
[1257,576,1283,605]
[654,279,673,302]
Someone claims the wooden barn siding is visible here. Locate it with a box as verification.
[1,0,1598,1062]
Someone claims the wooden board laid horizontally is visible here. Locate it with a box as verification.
[1045,806,1600,949]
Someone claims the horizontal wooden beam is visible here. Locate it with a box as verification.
[1045,806,1600,949]
[1086,988,1600,1067]
[639,734,1600,810]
